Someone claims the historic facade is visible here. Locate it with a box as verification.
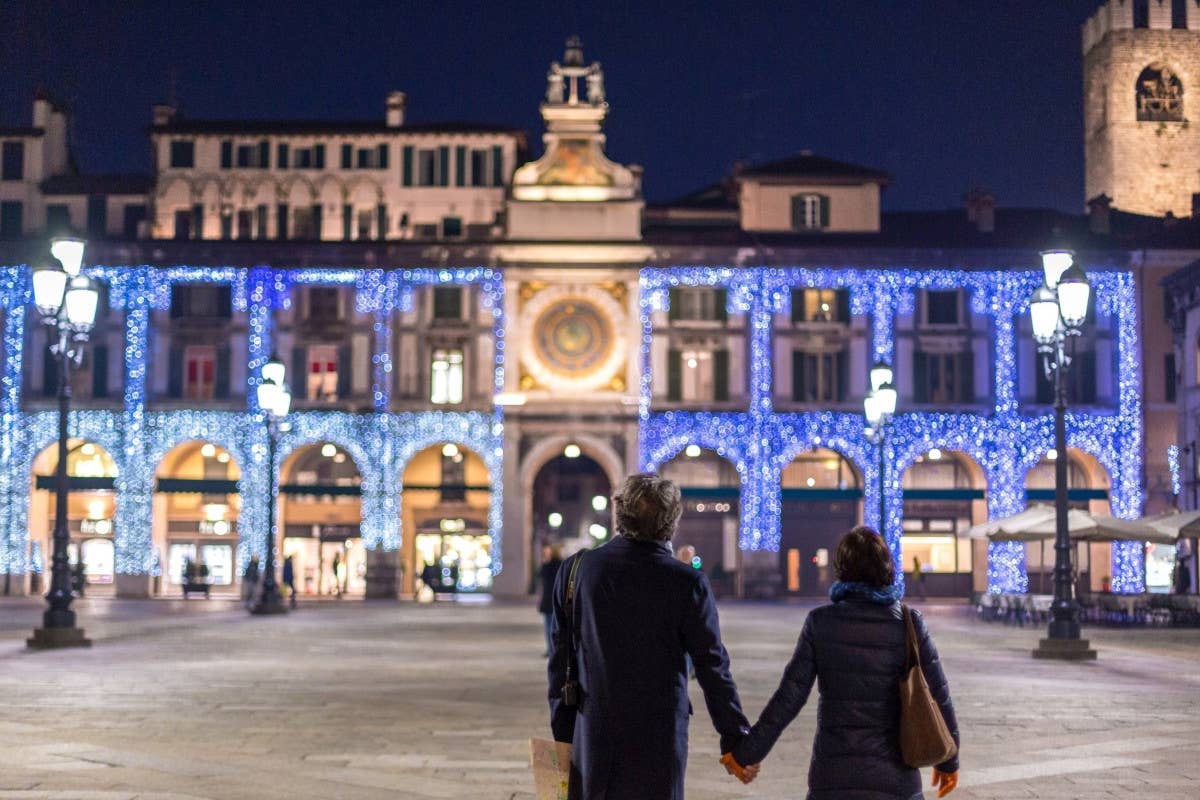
[1,19,1197,601]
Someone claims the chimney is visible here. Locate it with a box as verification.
[386,91,406,127]
[964,189,995,233]
[1087,193,1112,234]
[152,104,176,126]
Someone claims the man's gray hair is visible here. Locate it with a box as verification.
[613,473,682,542]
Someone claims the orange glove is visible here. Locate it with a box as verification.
[720,752,760,784]
[932,769,958,797]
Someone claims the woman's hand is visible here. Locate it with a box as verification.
[932,769,958,797]
[719,752,760,784]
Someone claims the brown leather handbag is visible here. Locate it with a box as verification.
[898,604,957,768]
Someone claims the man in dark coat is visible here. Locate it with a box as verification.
[548,473,750,800]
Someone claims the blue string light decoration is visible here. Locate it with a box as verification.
[1168,444,1181,497]
[0,265,505,587]
[639,266,1144,594]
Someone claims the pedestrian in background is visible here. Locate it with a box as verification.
[282,555,297,609]
[1175,556,1192,595]
[726,526,960,799]
[548,473,751,799]
[538,543,564,656]
[242,556,260,607]
[420,561,439,602]
[911,555,927,601]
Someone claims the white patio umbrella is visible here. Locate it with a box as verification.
[967,507,1173,544]
[964,506,1056,541]
[1144,510,1200,539]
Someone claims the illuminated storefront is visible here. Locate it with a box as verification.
[280,442,365,597]
[778,448,862,596]
[154,441,241,593]
[31,440,119,589]
[660,447,740,596]
[900,450,983,597]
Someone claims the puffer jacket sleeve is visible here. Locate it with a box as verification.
[731,614,817,767]
[913,609,960,774]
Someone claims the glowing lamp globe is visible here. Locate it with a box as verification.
[1029,285,1060,345]
[1040,250,1074,290]
[1056,264,1091,331]
[50,237,86,276]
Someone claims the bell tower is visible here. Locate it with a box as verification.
[507,37,644,240]
[1083,0,1200,216]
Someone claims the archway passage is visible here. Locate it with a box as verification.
[901,449,984,598]
[778,448,862,596]
[531,448,613,575]
[1023,448,1114,594]
[29,440,119,595]
[404,443,494,595]
[659,447,739,597]
[153,441,241,596]
[279,443,364,598]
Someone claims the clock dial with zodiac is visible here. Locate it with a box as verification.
[518,286,628,393]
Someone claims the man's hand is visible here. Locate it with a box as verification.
[720,753,760,784]
[932,769,958,797]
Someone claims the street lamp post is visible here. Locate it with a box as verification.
[249,355,292,616]
[27,237,99,650]
[864,362,898,538]
[1029,249,1097,661]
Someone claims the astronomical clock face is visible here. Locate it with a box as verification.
[518,285,628,393]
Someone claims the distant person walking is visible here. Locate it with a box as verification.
[420,561,440,602]
[1175,556,1192,595]
[242,556,260,607]
[71,559,86,597]
[538,544,563,656]
[282,555,297,609]
[548,473,751,799]
[911,555,927,600]
[331,553,342,597]
[726,526,960,799]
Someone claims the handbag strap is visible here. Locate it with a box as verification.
[563,552,585,684]
[902,603,921,671]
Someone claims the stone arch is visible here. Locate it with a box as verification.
[521,433,624,496]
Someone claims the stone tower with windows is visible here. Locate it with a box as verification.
[1083,0,1200,216]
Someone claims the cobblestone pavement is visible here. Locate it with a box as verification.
[1,596,1198,799]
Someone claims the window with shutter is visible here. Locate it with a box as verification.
[314,144,326,169]
[491,145,503,186]
[276,143,289,169]
[342,205,352,241]
[836,349,849,401]
[791,350,806,401]
[438,145,450,185]
[168,346,184,398]
[255,205,268,240]
[668,287,681,321]
[191,204,204,238]
[402,146,414,186]
[311,204,323,239]
[433,287,463,319]
[377,143,389,169]
[341,144,353,169]
[790,194,827,230]
[336,344,352,399]
[258,141,269,168]
[455,146,466,187]
[913,352,928,403]
[276,204,289,240]
[219,213,233,240]
[215,346,230,399]
[377,204,388,240]
[291,347,306,397]
[959,351,975,404]
[819,195,830,228]
[220,141,233,168]
[713,288,728,322]
[1,141,24,180]
[667,349,682,401]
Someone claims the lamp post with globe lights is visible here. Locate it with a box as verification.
[249,354,293,616]
[864,362,898,537]
[27,237,99,650]
[1029,249,1097,660]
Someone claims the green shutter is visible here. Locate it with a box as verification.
[291,348,307,398]
[713,349,730,402]
[341,143,353,169]
[258,140,270,168]
[43,345,58,396]
[377,143,389,169]
[277,143,289,169]
[311,204,322,239]
[215,346,230,399]
[790,196,805,231]
[438,145,450,186]
[835,289,850,323]
[713,288,728,322]
[668,287,681,321]
[819,194,830,228]
[792,350,806,402]
[376,204,387,240]
[342,204,352,240]
[913,352,928,404]
[168,346,183,398]
[402,146,414,185]
[90,345,108,398]
[256,204,268,240]
[314,144,326,169]
[336,344,352,399]
[491,145,503,186]
[790,289,804,323]
[220,141,232,168]
[276,204,288,240]
[455,146,466,187]
[667,349,682,401]
[216,285,232,318]
[959,350,975,404]
[220,213,233,239]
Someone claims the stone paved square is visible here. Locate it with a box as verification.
[1,598,1198,799]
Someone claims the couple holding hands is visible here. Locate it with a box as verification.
[547,473,960,800]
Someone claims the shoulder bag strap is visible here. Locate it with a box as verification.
[902,603,921,671]
[563,553,585,686]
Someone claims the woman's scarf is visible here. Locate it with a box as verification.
[829,580,902,606]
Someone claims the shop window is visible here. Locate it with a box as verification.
[169,140,194,168]
[1,141,24,180]
[183,346,216,400]
[431,348,464,404]
[306,344,339,401]
[668,287,728,322]
[792,349,847,403]
[791,288,849,323]
[915,351,975,404]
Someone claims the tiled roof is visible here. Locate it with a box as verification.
[738,152,890,183]
[41,173,154,196]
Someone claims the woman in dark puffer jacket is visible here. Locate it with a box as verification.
[730,527,960,799]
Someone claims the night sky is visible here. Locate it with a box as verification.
[1,0,1104,212]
